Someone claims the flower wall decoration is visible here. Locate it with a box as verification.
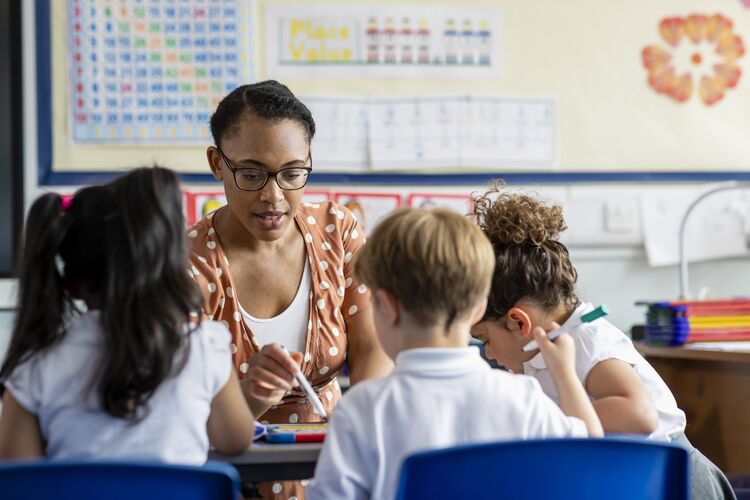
[641,14,744,105]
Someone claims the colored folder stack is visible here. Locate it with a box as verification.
[641,299,750,346]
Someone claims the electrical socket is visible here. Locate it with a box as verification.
[605,200,640,233]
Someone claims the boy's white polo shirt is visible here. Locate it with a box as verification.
[308,346,586,500]
[522,302,686,442]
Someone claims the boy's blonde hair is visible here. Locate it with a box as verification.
[355,207,495,328]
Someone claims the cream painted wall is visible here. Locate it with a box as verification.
[49,0,750,173]
[7,1,749,357]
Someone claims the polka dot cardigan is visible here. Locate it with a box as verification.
[187,200,371,426]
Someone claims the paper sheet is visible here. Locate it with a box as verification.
[367,96,556,169]
[333,192,402,236]
[407,193,473,214]
[641,187,748,267]
[302,191,332,204]
[684,341,750,352]
[461,97,556,167]
[302,97,370,170]
[368,97,462,169]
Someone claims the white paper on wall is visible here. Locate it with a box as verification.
[461,96,556,167]
[334,192,402,236]
[302,97,370,170]
[302,191,331,204]
[641,187,748,267]
[407,193,472,214]
[367,96,556,169]
[368,97,462,169]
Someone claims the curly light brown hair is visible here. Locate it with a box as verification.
[472,182,579,320]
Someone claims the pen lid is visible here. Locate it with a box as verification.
[580,305,609,323]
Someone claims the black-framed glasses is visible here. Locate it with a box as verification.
[217,148,312,192]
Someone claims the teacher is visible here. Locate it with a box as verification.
[187,80,392,498]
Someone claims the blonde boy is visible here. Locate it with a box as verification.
[307,207,602,500]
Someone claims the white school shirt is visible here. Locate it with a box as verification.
[240,259,310,353]
[307,347,586,500]
[5,311,232,465]
[522,302,686,442]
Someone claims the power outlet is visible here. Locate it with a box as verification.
[605,200,640,233]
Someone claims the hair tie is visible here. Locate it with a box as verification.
[61,197,73,212]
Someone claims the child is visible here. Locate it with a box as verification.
[470,184,735,500]
[307,207,603,500]
[0,167,254,464]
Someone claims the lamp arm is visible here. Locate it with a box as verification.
[678,181,750,299]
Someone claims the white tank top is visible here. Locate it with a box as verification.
[240,259,311,353]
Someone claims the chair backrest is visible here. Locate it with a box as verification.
[0,460,240,500]
[395,437,689,500]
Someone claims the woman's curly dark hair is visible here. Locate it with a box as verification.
[472,181,579,320]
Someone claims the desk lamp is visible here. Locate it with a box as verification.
[678,181,750,299]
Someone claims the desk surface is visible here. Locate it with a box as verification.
[210,441,322,464]
[635,343,750,363]
[210,441,323,482]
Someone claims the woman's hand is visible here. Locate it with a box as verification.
[240,343,302,418]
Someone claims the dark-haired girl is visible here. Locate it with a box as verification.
[189,80,392,498]
[0,167,254,463]
[469,183,735,500]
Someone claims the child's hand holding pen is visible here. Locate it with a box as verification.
[532,323,577,381]
[533,324,604,437]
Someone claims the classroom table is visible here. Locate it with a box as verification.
[209,441,322,482]
[635,342,750,474]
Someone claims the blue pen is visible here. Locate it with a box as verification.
[522,305,610,352]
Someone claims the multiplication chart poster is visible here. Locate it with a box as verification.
[265,4,501,79]
[67,0,254,144]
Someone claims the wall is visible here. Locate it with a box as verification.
[44,0,750,174]
[5,1,750,358]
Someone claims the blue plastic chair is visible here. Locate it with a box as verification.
[395,437,689,500]
[0,460,240,500]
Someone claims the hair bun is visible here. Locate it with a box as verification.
[473,187,566,246]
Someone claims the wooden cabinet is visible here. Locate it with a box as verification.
[636,343,750,474]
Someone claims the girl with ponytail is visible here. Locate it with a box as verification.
[0,167,253,464]
[469,182,735,500]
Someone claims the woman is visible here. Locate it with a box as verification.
[187,80,392,499]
